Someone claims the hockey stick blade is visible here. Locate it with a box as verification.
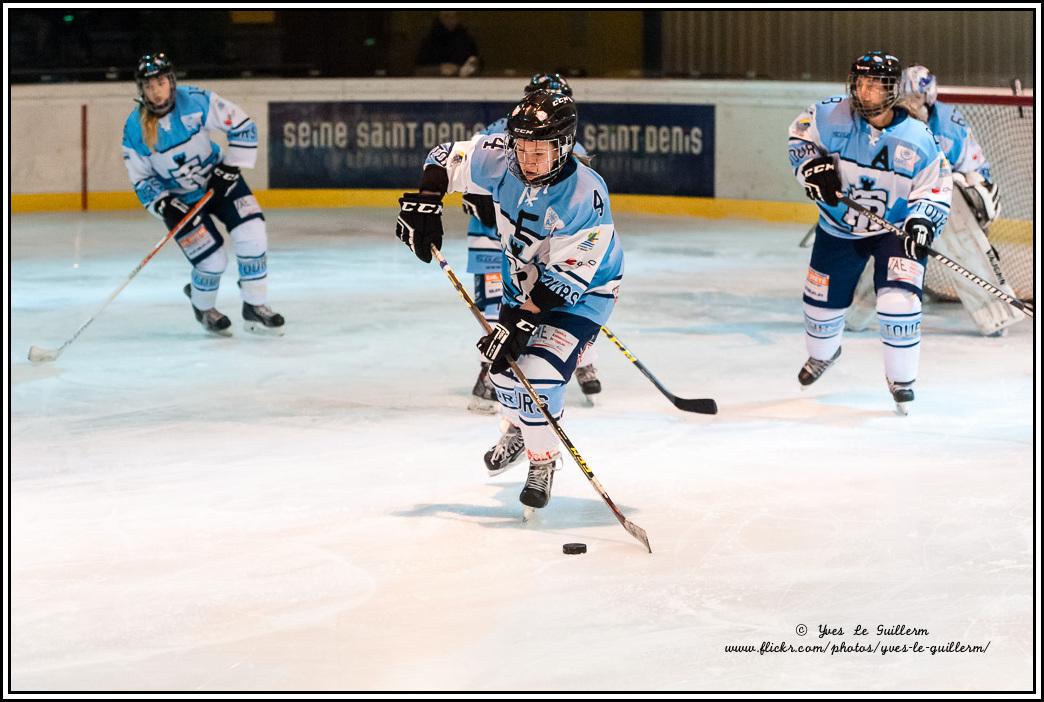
[673,396,718,414]
[28,345,59,363]
[623,519,652,553]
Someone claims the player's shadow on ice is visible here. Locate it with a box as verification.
[393,485,628,530]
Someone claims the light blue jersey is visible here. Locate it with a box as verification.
[466,116,589,274]
[429,133,622,324]
[122,86,258,216]
[926,102,992,181]
[788,96,952,240]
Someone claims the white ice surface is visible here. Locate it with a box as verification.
[7,208,1037,692]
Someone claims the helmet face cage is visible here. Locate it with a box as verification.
[135,53,176,116]
[847,51,902,120]
[506,90,578,186]
[524,72,572,97]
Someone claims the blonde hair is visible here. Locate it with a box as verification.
[139,107,160,151]
[573,151,594,168]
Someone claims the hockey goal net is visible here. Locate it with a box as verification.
[923,90,1035,302]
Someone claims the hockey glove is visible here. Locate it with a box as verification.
[156,195,205,233]
[206,163,241,207]
[800,156,841,207]
[396,193,444,263]
[960,178,1001,228]
[462,193,497,228]
[477,305,540,374]
[903,218,936,259]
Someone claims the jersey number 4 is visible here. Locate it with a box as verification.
[592,190,604,217]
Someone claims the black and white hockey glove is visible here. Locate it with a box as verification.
[462,193,496,228]
[155,195,204,232]
[477,305,540,374]
[396,193,444,263]
[800,156,841,207]
[903,218,936,260]
[206,162,241,207]
[962,179,1001,228]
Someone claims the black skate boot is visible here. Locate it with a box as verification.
[888,380,915,416]
[484,422,526,477]
[468,362,498,414]
[519,456,558,509]
[242,301,285,336]
[183,284,232,336]
[798,347,841,387]
[575,363,602,395]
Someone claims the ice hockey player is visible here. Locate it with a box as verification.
[464,73,602,413]
[788,51,952,414]
[121,52,284,336]
[396,89,624,508]
[844,64,1018,336]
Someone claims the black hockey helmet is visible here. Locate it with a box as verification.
[506,89,578,186]
[847,51,902,120]
[524,72,573,97]
[135,52,176,116]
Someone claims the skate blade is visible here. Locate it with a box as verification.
[203,325,233,338]
[581,394,595,407]
[244,321,285,337]
[522,506,535,523]
[894,401,910,416]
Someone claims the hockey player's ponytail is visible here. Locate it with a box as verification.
[140,107,160,151]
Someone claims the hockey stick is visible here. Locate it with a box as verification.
[599,326,717,414]
[431,246,651,553]
[839,195,1034,319]
[28,191,214,363]
[798,224,816,248]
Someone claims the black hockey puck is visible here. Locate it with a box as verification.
[563,543,587,555]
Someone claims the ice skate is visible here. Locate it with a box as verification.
[467,363,498,414]
[183,284,231,336]
[519,456,558,509]
[798,347,841,387]
[484,422,525,477]
[575,363,602,395]
[888,379,915,416]
[242,301,285,336]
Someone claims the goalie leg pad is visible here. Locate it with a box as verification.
[877,287,921,384]
[936,195,1022,336]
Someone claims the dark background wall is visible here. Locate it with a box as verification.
[8,9,1035,88]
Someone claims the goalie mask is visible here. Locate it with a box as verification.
[898,65,938,122]
[847,51,902,120]
[135,52,176,116]
[506,89,578,186]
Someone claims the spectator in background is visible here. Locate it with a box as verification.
[415,11,481,77]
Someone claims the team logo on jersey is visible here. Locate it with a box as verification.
[543,207,563,232]
[894,145,917,171]
[577,230,600,251]
[167,154,208,188]
[180,112,203,131]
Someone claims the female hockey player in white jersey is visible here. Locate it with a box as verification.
[121,53,284,336]
[788,51,952,414]
[395,89,624,509]
[464,72,602,413]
